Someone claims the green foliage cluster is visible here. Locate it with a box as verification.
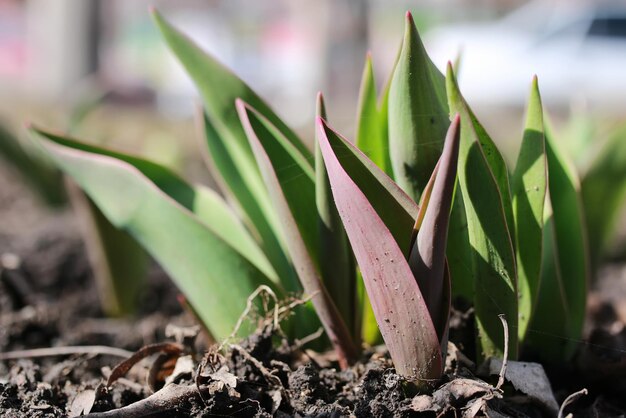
[16,10,626,382]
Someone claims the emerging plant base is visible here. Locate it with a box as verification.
[2,247,626,418]
[1,316,624,418]
[0,322,563,417]
[1,169,626,417]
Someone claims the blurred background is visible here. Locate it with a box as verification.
[3,0,625,138]
[1,0,626,246]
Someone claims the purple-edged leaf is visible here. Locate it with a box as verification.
[319,120,418,253]
[152,9,310,159]
[408,116,459,347]
[196,109,298,292]
[318,118,442,381]
[154,3,308,292]
[315,93,358,341]
[410,160,439,252]
[236,101,318,263]
[239,102,358,369]
[349,63,386,342]
[31,127,280,340]
[31,128,277,283]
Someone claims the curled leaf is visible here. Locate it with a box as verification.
[409,115,460,347]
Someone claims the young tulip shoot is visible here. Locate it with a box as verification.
[318,116,459,382]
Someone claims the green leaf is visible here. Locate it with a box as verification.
[446,190,474,301]
[154,9,305,290]
[527,127,588,361]
[353,52,408,349]
[32,128,279,340]
[355,54,392,176]
[34,128,277,283]
[192,184,278,281]
[467,112,516,244]
[152,9,310,159]
[70,187,148,317]
[512,76,547,340]
[0,123,66,206]
[239,102,358,368]
[582,125,626,272]
[446,64,518,360]
[198,112,297,291]
[388,12,449,201]
[318,117,442,381]
[546,129,588,355]
[319,120,419,253]
[525,214,567,361]
[237,101,318,264]
[315,94,358,341]
[359,269,382,345]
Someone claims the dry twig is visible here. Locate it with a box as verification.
[0,345,133,361]
[219,285,280,351]
[84,383,198,418]
[558,388,588,418]
[106,342,183,387]
[495,314,509,391]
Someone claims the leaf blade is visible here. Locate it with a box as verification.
[446,64,518,360]
[581,125,626,272]
[198,111,297,291]
[409,115,459,345]
[512,77,547,340]
[69,185,148,317]
[315,93,358,341]
[527,126,588,361]
[240,103,358,368]
[355,54,392,176]
[319,120,418,253]
[155,9,303,290]
[318,117,442,380]
[32,128,280,340]
[152,9,311,159]
[388,12,449,201]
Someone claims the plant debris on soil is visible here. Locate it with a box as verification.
[2,158,626,417]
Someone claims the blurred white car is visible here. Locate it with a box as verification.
[427,1,626,109]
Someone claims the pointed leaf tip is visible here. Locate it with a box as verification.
[451,113,461,127]
[234,97,245,111]
[446,61,454,75]
[389,15,448,201]
[316,93,327,120]
[405,11,413,22]
[315,116,324,130]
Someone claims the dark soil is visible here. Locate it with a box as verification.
[1,163,626,417]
